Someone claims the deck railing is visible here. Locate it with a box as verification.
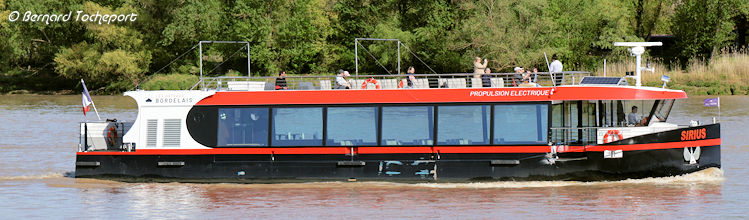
[190,71,590,91]
[550,127,599,146]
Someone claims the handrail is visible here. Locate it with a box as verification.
[550,127,599,146]
[186,71,591,91]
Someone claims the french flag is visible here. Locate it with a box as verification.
[81,80,93,115]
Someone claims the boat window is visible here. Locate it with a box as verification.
[272,107,323,146]
[326,107,378,146]
[494,104,548,145]
[381,106,434,145]
[437,105,490,145]
[623,100,655,126]
[217,108,269,147]
[650,99,674,124]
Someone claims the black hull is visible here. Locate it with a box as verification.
[74,146,720,182]
[75,124,721,182]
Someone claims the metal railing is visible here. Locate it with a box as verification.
[550,127,599,146]
[189,71,590,91]
[79,121,133,152]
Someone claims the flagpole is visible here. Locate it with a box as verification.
[81,79,102,121]
[91,100,102,121]
[718,97,720,122]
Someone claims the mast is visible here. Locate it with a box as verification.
[613,42,662,87]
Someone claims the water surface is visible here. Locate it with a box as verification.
[0,95,745,218]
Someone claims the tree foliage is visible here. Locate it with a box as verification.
[0,0,747,93]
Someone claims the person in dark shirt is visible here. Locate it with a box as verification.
[275,71,288,90]
[406,66,416,88]
[482,68,492,87]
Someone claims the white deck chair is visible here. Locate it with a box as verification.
[471,78,483,88]
[380,79,397,89]
[319,80,332,90]
[350,79,365,90]
[415,78,429,88]
[438,78,447,88]
[447,78,467,88]
[491,78,504,88]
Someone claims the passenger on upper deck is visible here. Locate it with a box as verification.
[532,67,539,83]
[519,68,539,87]
[406,66,416,88]
[275,71,288,90]
[335,69,351,89]
[482,68,492,87]
[473,57,488,78]
[628,106,642,126]
[512,67,524,86]
[549,54,563,85]
[522,69,533,83]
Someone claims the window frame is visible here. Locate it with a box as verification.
[491,102,552,146]
[270,106,325,147]
[435,104,492,146]
[215,107,270,147]
[380,105,435,146]
[325,106,379,146]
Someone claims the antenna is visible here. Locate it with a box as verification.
[613,42,662,87]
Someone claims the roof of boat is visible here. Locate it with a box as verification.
[192,85,687,106]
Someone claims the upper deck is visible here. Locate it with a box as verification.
[181,72,686,106]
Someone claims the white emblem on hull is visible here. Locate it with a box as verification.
[683,146,701,164]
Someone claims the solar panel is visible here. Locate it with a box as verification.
[579,76,627,86]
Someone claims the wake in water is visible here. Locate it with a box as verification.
[0,172,66,181]
[169,168,726,189]
[413,167,725,189]
[12,168,723,189]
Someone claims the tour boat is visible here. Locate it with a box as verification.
[75,42,720,182]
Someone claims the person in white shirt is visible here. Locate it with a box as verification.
[628,106,642,126]
[549,54,563,85]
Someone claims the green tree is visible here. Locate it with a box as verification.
[671,0,738,62]
[54,1,151,91]
[228,0,333,75]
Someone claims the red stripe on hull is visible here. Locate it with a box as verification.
[585,138,720,151]
[76,138,719,156]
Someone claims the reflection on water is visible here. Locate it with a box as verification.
[0,95,746,218]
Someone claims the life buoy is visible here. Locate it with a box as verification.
[107,126,118,147]
[603,129,623,143]
[361,78,381,89]
[398,80,404,88]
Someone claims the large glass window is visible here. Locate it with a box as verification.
[217,108,269,147]
[272,107,323,146]
[437,105,490,145]
[381,106,434,145]
[651,99,674,123]
[327,107,378,146]
[494,104,548,144]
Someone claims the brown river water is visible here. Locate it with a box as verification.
[0,95,745,219]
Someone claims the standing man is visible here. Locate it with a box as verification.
[473,57,488,78]
[275,71,288,90]
[549,54,563,85]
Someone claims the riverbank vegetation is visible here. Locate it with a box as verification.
[597,49,749,95]
[1,0,748,95]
